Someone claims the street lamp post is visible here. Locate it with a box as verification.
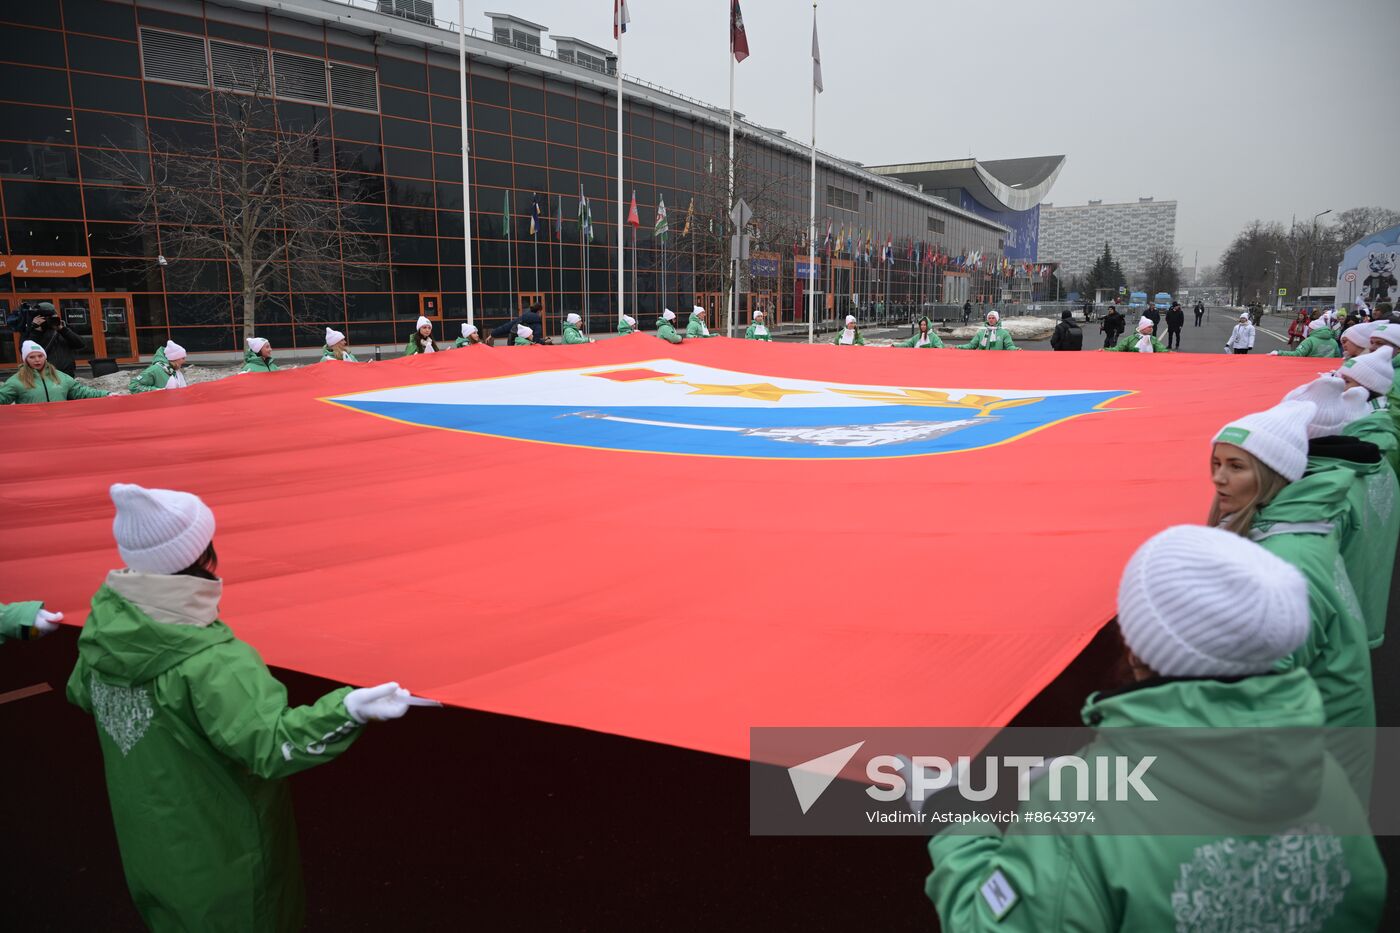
[1306,208,1333,309]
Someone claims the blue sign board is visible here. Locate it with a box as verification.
[957,193,1040,262]
[795,260,821,280]
[750,257,779,277]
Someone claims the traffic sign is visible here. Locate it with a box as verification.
[1344,270,1357,283]
[1277,288,1287,296]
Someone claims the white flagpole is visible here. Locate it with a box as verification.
[806,3,819,344]
[615,20,625,326]
[458,1,475,326]
[727,46,736,338]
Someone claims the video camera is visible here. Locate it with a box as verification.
[5,300,54,334]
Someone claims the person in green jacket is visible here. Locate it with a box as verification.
[618,313,638,336]
[321,327,359,361]
[240,337,280,373]
[69,483,421,932]
[656,308,683,344]
[562,312,593,344]
[0,599,62,644]
[1285,375,1397,648]
[834,315,864,346]
[512,323,536,346]
[926,524,1384,932]
[451,323,481,348]
[1210,402,1374,756]
[745,309,772,341]
[129,341,189,393]
[893,316,943,348]
[405,315,438,355]
[1271,318,1341,357]
[955,310,1018,350]
[1105,315,1170,353]
[1367,324,1400,421]
[0,341,109,404]
[686,305,716,338]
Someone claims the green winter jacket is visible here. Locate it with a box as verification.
[926,670,1385,932]
[656,320,683,344]
[1250,470,1373,736]
[956,325,1018,350]
[128,348,180,394]
[686,313,715,338]
[562,322,589,344]
[319,346,359,362]
[0,600,44,644]
[1306,439,1398,649]
[0,368,109,404]
[1106,333,1170,353]
[67,573,363,933]
[894,318,943,348]
[1344,407,1400,475]
[1277,329,1342,357]
[404,333,436,355]
[618,318,636,335]
[833,328,865,346]
[240,349,280,373]
[744,321,773,341]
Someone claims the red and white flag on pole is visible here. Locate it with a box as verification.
[627,190,640,228]
[731,1,749,62]
[614,0,630,39]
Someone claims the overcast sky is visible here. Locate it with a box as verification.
[434,0,1400,269]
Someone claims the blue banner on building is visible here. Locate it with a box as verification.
[958,194,1040,262]
[795,260,821,281]
[750,257,780,277]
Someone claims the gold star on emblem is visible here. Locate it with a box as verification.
[674,381,818,402]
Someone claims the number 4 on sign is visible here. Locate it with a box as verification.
[15,259,27,273]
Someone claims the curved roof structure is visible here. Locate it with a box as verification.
[867,155,1066,213]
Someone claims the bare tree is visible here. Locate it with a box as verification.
[99,81,381,339]
[1142,246,1181,296]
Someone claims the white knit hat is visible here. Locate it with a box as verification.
[1239,312,1250,321]
[1342,322,1376,348]
[1136,316,1153,333]
[662,309,675,321]
[1307,318,1328,334]
[622,314,636,327]
[986,310,1000,323]
[845,314,856,325]
[460,323,477,338]
[246,337,269,354]
[325,327,346,346]
[20,340,45,360]
[566,313,582,325]
[1371,322,1400,350]
[416,315,432,330]
[516,324,533,339]
[1212,400,1315,481]
[163,341,187,361]
[1117,525,1309,677]
[110,483,216,575]
[1283,376,1369,437]
[693,305,706,316]
[754,309,765,319]
[1338,346,1395,395]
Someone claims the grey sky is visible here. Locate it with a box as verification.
[436,0,1400,270]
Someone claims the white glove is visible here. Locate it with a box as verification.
[1269,350,1279,356]
[344,682,412,723]
[32,608,63,636]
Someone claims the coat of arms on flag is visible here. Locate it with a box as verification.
[325,361,1128,460]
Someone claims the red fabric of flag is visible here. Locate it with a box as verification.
[627,191,640,228]
[0,341,1326,761]
[731,0,749,62]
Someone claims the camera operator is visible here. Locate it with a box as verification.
[22,301,86,378]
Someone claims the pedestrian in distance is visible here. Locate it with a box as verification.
[961,300,972,324]
[655,308,683,344]
[1082,298,1095,322]
[1100,304,1125,348]
[1287,310,1311,347]
[1049,309,1082,351]
[1193,299,1205,326]
[405,316,437,355]
[686,305,716,338]
[925,523,1385,932]
[1226,312,1256,354]
[745,309,772,341]
[128,341,189,393]
[562,313,594,344]
[956,310,1018,350]
[0,340,109,404]
[453,324,481,348]
[1105,316,1168,353]
[893,315,943,348]
[67,483,422,932]
[0,599,63,644]
[21,301,86,377]
[1164,301,1184,349]
[834,314,865,346]
[321,328,359,361]
[240,337,279,373]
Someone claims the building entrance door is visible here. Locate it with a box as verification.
[7,292,136,367]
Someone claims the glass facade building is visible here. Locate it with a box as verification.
[0,0,1008,364]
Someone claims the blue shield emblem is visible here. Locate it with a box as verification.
[326,360,1128,460]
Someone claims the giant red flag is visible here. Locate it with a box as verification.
[0,341,1325,760]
